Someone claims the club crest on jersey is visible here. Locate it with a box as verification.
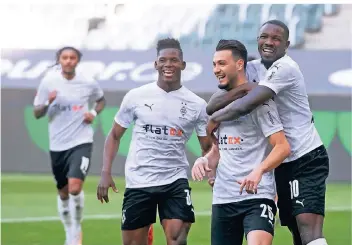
[180,102,187,118]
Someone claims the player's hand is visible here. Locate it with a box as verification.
[237,167,264,195]
[83,111,96,124]
[192,157,211,181]
[97,171,118,203]
[48,90,57,104]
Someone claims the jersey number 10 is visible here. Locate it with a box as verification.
[289,180,300,199]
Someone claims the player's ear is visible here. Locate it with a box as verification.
[286,40,290,51]
[236,59,244,71]
[181,61,186,71]
[154,61,158,70]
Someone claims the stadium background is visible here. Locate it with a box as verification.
[1,3,351,245]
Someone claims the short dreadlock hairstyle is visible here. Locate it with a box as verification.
[216,39,248,69]
[156,38,183,60]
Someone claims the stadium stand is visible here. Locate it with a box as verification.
[0,4,346,51]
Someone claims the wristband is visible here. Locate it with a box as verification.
[44,100,50,106]
[90,109,97,117]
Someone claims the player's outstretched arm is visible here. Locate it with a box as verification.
[210,85,275,123]
[206,82,257,116]
[97,122,126,203]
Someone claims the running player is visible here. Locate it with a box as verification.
[192,39,291,245]
[34,47,105,245]
[206,20,329,245]
[96,38,212,245]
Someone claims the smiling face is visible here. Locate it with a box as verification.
[257,23,290,63]
[213,49,244,90]
[154,48,186,84]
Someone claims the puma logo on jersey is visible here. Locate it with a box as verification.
[144,103,153,111]
[296,199,305,207]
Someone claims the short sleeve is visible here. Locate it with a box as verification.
[252,99,283,137]
[33,80,49,106]
[114,91,135,128]
[195,101,209,137]
[259,63,294,94]
[246,61,259,83]
[90,80,104,101]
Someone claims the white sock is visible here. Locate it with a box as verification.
[307,238,328,245]
[69,191,84,237]
[57,196,72,242]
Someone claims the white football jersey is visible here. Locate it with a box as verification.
[34,71,104,151]
[115,82,208,188]
[213,99,283,204]
[246,56,323,162]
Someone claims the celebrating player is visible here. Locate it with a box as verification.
[192,39,291,245]
[34,47,105,245]
[206,20,330,245]
[97,38,212,245]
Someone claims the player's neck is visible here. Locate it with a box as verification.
[61,71,75,80]
[157,80,182,93]
[262,53,286,69]
[230,74,247,88]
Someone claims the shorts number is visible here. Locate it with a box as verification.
[260,204,274,221]
[289,180,299,199]
[184,189,192,206]
[80,156,90,175]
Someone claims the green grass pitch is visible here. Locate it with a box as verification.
[1,174,351,245]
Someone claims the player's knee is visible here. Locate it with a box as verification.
[58,185,69,199]
[166,236,187,245]
[164,222,190,245]
[247,230,273,245]
[68,184,82,195]
[296,214,324,245]
[68,178,83,195]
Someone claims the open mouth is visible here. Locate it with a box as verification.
[262,47,275,55]
[216,74,226,83]
[163,70,175,77]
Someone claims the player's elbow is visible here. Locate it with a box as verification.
[206,102,220,116]
[281,140,291,159]
[33,109,42,119]
[110,129,121,142]
[206,105,214,116]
